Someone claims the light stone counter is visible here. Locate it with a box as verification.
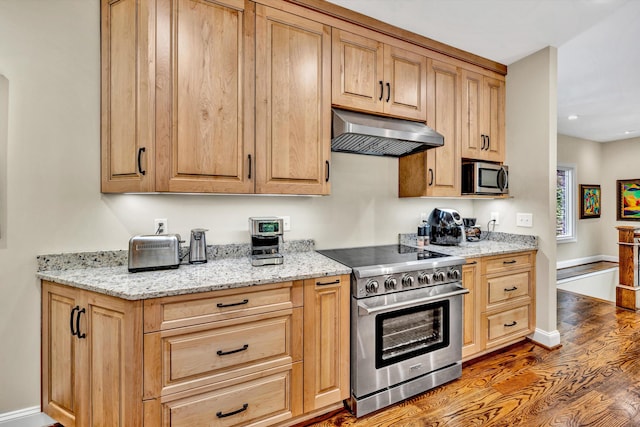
[37,250,351,301]
[399,231,538,258]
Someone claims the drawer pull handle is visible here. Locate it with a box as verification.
[217,344,249,356]
[216,403,248,418]
[504,321,518,327]
[503,260,517,265]
[504,286,518,292]
[466,261,478,265]
[317,279,340,286]
[216,299,249,308]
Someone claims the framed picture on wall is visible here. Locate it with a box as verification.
[617,179,640,220]
[580,184,601,219]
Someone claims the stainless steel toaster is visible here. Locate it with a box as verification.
[128,234,181,272]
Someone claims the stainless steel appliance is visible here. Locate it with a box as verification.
[249,217,284,266]
[188,228,208,264]
[128,234,181,272]
[462,161,509,195]
[428,208,465,246]
[317,245,468,417]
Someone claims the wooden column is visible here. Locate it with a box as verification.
[616,226,640,310]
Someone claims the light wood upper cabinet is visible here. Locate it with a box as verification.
[155,0,255,193]
[461,69,505,163]
[399,59,460,197]
[332,29,427,121]
[255,5,331,195]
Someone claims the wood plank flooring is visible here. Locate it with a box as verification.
[304,291,640,426]
[556,261,618,281]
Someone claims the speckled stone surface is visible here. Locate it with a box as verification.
[37,251,351,300]
[399,232,538,258]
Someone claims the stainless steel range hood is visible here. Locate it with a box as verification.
[331,108,444,157]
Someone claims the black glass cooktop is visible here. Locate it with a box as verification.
[317,244,448,268]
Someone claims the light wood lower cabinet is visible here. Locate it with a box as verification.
[43,276,349,427]
[461,250,537,361]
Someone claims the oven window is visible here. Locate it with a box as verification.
[375,300,450,369]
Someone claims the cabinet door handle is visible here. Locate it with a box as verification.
[325,160,330,182]
[504,321,518,327]
[480,135,486,150]
[247,154,252,179]
[486,135,491,151]
[428,168,434,186]
[317,279,340,286]
[216,299,249,308]
[504,286,518,292]
[379,81,384,101]
[217,344,249,356]
[137,147,146,176]
[386,82,391,102]
[466,261,478,265]
[70,306,79,336]
[503,260,517,265]
[76,308,86,339]
[216,403,248,418]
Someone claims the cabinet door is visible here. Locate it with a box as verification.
[482,76,505,163]
[255,6,331,195]
[460,69,484,160]
[303,275,350,412]
[155,0,254,193]
[383,45,427,121]
[101,0,155,193]
[331,29,384,113]
[462,259,482,359]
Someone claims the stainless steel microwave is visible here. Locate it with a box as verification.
[462,162,508,195]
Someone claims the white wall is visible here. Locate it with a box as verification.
[0,0,477,412]
[556,134,603,262]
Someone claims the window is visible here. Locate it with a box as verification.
[557,164,576,242]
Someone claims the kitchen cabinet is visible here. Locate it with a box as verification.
[460,69,505,163]
[332,28,427,121]
[255,5,331,195]
[303,275,350,412]
[462,258,482,359]
[399,59,460,197]
[41,281,143,427]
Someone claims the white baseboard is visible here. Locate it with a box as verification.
[557,254,618,269]
[530,328,561,348]
[0,406,41,422]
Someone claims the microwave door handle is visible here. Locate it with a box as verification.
[498,167,508,191]
[356,288,469,316]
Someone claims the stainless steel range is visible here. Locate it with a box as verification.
[317,244,468,417]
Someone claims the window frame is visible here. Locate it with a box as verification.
[556,163,577,243]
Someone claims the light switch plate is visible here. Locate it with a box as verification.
[516,213,533,228]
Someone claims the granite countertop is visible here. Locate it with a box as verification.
[37,248,351,301]
[399,231,538,258]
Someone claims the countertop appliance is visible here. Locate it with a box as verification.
[316,244,467,417]
[188,228,208,264]
[428,208,464,246]
[249,217,284,266]
[128,234,181,272]
[462,161,509,195]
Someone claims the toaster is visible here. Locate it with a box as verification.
[128,234,181,272]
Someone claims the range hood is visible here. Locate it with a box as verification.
[331,108,444,157]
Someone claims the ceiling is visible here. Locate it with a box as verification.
[327,0,640,142]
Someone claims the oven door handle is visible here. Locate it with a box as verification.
[356,288,469,316]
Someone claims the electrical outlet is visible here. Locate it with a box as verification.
[154,218,168,234]
[516,213,533,228]
[281,216,291,231]
[490,212,500,225]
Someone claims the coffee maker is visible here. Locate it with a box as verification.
[427,208,464,245]
[249,217,284,266]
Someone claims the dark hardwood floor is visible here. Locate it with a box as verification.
[305,291,640,426]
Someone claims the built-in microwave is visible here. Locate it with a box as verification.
[462,161,508,195]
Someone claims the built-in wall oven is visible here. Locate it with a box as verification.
[317,245,468,417]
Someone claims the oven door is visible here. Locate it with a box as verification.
[352,283,468,399]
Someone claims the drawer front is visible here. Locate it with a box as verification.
[486,305,529,342]
[164,369,295,427]
[483,252,533,275]
[486,271,530,305]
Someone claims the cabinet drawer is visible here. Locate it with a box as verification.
[483,252,534,275]
[144,282,294,331]
[163,367,296,427]
[486,271,531,306]
[486,305,530,343]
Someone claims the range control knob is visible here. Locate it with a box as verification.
[402,275,415,288]
[365,280,379,294]
[434,271,447,282]
[384,277,398,290]
[418,272,432,285]
[448,269,461,280]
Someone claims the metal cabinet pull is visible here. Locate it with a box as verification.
[317,279,340,286]
[217,344,249,356]
[76,308,86,339]
[504,286,518,292]
[379,81,384,101]
[466,261,478,265]
[247,154,252,179]
[386,82,391,102]
[325,160,330,182]
[216,403,248,418]
[503,260,517,265]
[70,306,79,336]
[480,135,486,150]
[504,321,518,327]
[137,147,146,176]
[486,135,491,151]
[216,299,249,308]
[428,168,434,186]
